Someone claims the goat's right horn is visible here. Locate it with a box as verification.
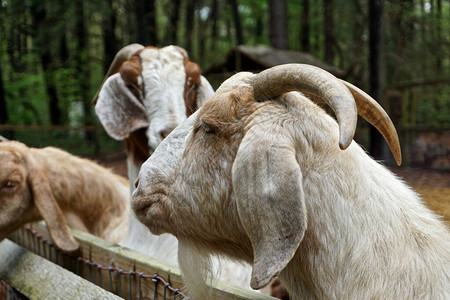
[251,63,358,150]
[92,43,145,105]
[341,80,402,166]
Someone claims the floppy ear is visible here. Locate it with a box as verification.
[196,76,215,108]
[232,126,306,289]
[95,73,149,140]
[26,156,79,251]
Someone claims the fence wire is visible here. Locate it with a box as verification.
[9,225,188,300]
[0,280,28,300]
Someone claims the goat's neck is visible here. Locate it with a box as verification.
[124,128,150,186]
[280,143,450,299]
[34,148,129,243]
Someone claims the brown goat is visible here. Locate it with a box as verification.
[0,141,129,251]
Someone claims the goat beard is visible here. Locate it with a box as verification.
[178,240,218,299]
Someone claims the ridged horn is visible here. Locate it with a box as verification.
[341,80,402,166]
[251,64,358,150]
[92,43,145,105]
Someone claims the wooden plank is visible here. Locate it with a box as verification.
[0,239,122,300]
[9,225,277,300]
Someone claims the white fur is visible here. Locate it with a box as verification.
[140,47,188,150]
[133,71,450,299]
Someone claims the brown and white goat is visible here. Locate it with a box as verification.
[132,64,449,299]
[93,43,214,259]
[93,44,258,290]
[0,140,129,251]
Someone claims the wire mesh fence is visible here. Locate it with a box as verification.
[0,279,29,300]
[7,225,187,300]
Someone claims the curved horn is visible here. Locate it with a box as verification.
[341,81,402,166]
[251,64,358,150]
[0,135,9,141]
[92,43,145,105]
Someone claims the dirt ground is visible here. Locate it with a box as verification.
[389,166,450,225]
[95,152,449,225]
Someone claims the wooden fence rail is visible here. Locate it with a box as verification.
[4,223,276,300]
[0,239,121,300]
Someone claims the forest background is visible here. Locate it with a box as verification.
[0,0,448,168]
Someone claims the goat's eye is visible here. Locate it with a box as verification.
[202,124,215,134]
[134,178,139,189]
[2,181,18,189]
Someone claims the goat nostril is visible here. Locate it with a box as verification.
[160,129,173,140]
[134,178,139,189]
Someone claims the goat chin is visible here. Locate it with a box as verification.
[120,212,179,266]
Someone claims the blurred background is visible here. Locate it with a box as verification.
[0,1,448,178]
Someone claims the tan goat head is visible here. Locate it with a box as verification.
[0,141,79,251]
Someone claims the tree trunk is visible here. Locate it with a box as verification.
[56,0,69,67]
[348,0,365,87]
[135,0,158,45]
[435,0,442,72]
[269,0,288,49]
[185,0,196,55]
[198,3,208,64]
[58,31,69,67]
[103,0,118,73]
[255,17,264,44]
[369,0,385,160]
[230,0,244,45]
[29,0,62,125]
[75,0,96,146]
[166,0,181,45]
[301,0,310,52]
[323,0,334,64]
[209,0,219,50]
[7,0,27,73]
[0,65,7,124]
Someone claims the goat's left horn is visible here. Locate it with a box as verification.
[251,63,358,150]
[0,135,9,141]
[92,43,145,105]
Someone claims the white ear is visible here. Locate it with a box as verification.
[196,76,215,107]
[232,126,307,289]
[95,74,149,140]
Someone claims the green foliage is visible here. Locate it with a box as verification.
[4,72,48,125]
[415,89,450,127]
[0,0,448,157]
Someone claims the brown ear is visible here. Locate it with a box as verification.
[184,61,202,116]
[27,157,79,251]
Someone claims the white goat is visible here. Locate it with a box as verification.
[93,44,255,289]
[132,64,450,299]
[0,140,129,251]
